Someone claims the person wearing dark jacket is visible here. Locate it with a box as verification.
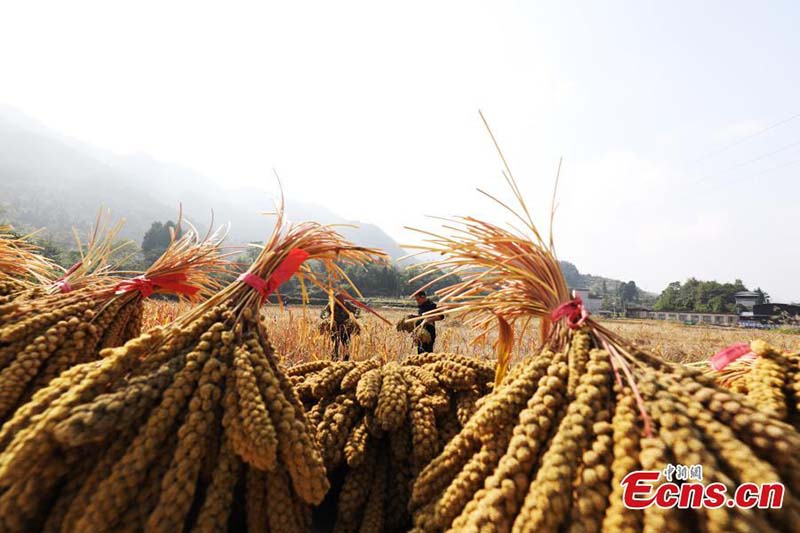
[413,290,443,353]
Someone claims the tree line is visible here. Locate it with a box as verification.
[653,278,769,314]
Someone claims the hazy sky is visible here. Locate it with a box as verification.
[1,1,798,301]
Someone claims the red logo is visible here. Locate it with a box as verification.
[621,470,784,510]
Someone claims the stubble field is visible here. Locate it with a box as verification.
[143,300,800,366]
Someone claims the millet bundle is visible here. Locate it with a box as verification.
[396,314,433,347]
[406,129,800,532]
[703,342,800,429]
[287,352,494,532]
[0,207,383,532]
[0,224,59,303]
[0,216,229,426]
[0,211,129,307]
[696,353,754,395]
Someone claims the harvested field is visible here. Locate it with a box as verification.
[143,301,800,365]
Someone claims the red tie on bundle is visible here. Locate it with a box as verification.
[710,342,753,371]
[550,293,589,329]
[54,280,73,293]
[114,273,200,298]
[238,248,310,302]
[53,261,83,293]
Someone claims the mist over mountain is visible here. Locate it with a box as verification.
[0,106,408,260]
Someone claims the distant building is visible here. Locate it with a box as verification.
[734,291,759,311]
[614,292,797,328]
[623,306,650,319]
[571,287,602,314]
[749,303,800,325]
[624,306,739,326]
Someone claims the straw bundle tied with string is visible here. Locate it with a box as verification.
[0,224,60,303]
[697,341,800,429]
[45,209,131,296]
[686,344,760,397]
[407,113,800,532]
[0,209,230,427]
[688,355,755,396]
[0,201,385,532]
[3,210,131,306]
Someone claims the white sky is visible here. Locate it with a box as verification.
[1,1,799,301]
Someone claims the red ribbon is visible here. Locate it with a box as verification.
[114,273,201,298]
[550,293,589,329]
[710,342,753,371]
[54,280,73,293]
[52,261,82,293]
[238,248,309,301]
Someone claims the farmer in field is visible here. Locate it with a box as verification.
[413,290,444,353]
[320,292,361,360]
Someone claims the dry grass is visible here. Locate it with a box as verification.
[259,306,541,366]
[141,299,193,331]
[142,300,800,365]
[599,319,800,363]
